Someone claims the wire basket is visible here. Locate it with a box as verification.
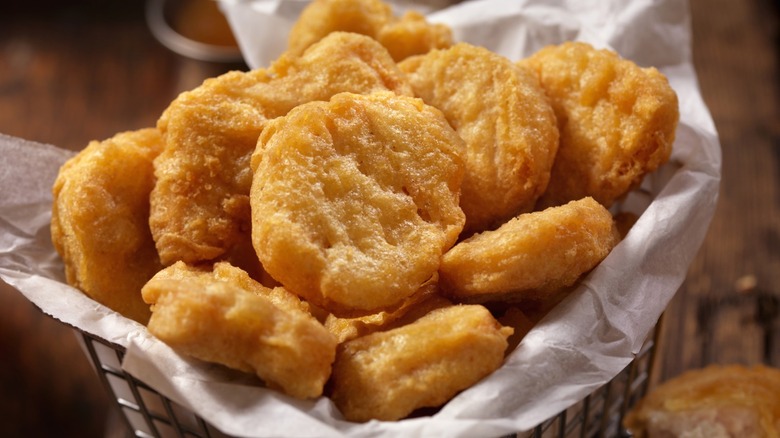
[76,316,661,438]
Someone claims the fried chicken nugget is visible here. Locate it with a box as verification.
[287,0,452,62]
[51,128,163,324]
[438,197,620,303]
[375,10,453,62]
[400,43,559,233]
[151,32,414,265]
[149,260,310,315]
[250,91,465,315]
[330,304,513,422]
[142,262,337,399]
[521,42,679,209]
[324,277,451,343]
[624,364,780,438]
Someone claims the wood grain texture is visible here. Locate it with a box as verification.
[658,0,780,381]
[0,3,243,437]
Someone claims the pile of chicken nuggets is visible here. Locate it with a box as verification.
[50,0,679,423]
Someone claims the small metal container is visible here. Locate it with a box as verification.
[145,0,244,63]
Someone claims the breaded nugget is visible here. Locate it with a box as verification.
[51,128,163,324]
[624,364,780,438]
[324,277,451,343]
[287,0,392,56]
[400,43,559,233]
[438,197,620,303]
[151,32,413,265]
[287,0,452,62]
[250,91,465,315]
[375,11,453,62]
[142,263,337,399]
[521,42,679,209]
[330,304,513,422]
[149,260,310,315]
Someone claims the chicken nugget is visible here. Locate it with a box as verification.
[148,260,310,315]
[324,277,451,343]
[624,364,780,438]
[438,197,620,303]
[400,43,559,234]
[151,32,413,265]
[287,0,452,62]
[375,11,453,62]
[521,42,679,209]
[142,263,337,399]
[250,91,465,315]
[330,304,513,422]
[51,128,163,324]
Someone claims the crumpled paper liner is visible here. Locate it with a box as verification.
[0,0,721,436]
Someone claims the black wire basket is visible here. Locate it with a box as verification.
[77,316,661,438]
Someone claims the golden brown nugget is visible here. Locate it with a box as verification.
[287,0,452,62]
[147,261,311,315]
[151,32,414,265]
[51,128,163,324]
[250,91,465,315]
[438,197,620,303]
[400,44,559,233]
[376,11,453,62]
[324,279,451,343]
[624,364,780,438]
[521,42,679,209]
[330,304,513,422]
[142,265,337,400]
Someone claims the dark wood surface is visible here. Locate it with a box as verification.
[0,1,777,437]
[658,0,780,380]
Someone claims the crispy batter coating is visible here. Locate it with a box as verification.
[142,262,337,399]
[375,11,453,62]
[400,43,559,233]
[521,42,679,209]
[147,261,310,315]
[250,91,465,315]
[624,364,780,438]
[330,304,513,421]
[438,197,620,303]
[151,32,413,265]
[324,277,451,343]
[51,129,163,324]
[287,0,452,62]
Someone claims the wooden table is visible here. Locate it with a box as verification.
[0,1,777,436]
[658,0,780,379]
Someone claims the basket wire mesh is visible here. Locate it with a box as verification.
[77,316,661,438]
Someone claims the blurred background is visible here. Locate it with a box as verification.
[0,0,777,436]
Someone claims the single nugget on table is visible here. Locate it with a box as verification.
[51,128,164,324]
[438,197,620,304]
[150,32,414,265]
[287,0,452,62]
[400,43,559,234]
[521,41,679,209]
[330,304,513,422]
[624,364,780,438]
[142,262,337,400]
[250,91,465,316]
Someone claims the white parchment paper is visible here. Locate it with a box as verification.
[0,0,721,436]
